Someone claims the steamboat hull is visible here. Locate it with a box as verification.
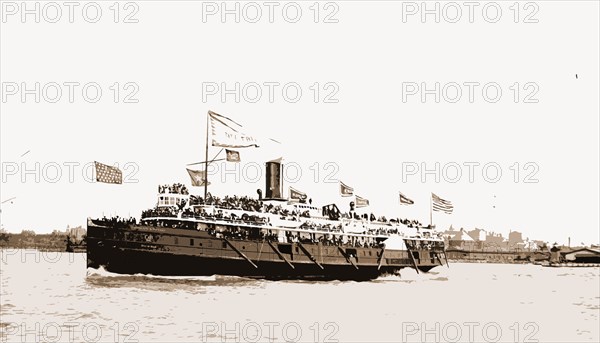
[87,223,443,281]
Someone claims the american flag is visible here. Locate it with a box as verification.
[432,193,453,214]
[94,161,122,184]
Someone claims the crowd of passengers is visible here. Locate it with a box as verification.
[205,226,383,248]
[406,239,445,250]
[158,183,189,195]
[189,194,421,225]
[94,215,137,228]
[284,231,382,248]
[189,194,311,219]
[141,207,179,218]
[139,194,429,235]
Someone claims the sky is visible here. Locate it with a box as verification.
[1,1,599,245]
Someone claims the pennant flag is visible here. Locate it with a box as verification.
[399,192,415,205]
[355,195,369,208]
[289,187,307,202]
[94,161,122,184]
[268,157,283,164]
[186,168,210,187]
[340,181,354,197]
[208,110,259,148]
[432,193,453,214]
[226,149,241,162]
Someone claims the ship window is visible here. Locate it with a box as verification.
[174,237,179,244]
[190,239,194,246]
[222,241,227,249]
[369,251,372,256]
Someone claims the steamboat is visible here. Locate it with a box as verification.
[86,111,448,280]
[87,185,448,280]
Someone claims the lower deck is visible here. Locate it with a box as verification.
[86,222,447,280]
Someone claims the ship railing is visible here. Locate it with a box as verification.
[141,215,404,240]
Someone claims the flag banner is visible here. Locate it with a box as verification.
[340,181,354,197]
[289,187,307,202]
[225,149,241,162]
[208,110,260,148]
[432,193,453,214]
[186,168,210,187]
[94,161,122,184]
[268,157,282,164]
[355,195,369,208]
[399,192,415,205]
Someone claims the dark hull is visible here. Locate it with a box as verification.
[87,223,443,281]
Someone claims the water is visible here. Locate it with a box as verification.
[1,249,598,343]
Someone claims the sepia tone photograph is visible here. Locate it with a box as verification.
[1,1,599,342]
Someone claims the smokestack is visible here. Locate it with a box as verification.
[265,160,283,199]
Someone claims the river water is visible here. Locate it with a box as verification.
[0,249,598,342]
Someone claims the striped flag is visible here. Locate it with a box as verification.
[340,181,354,197]
[94,161,122,184]
[432,193,453,214]
[399,192,414,205]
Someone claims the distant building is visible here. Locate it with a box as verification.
[67,226,86,241]
[449,228,477,250]
[442,226,460,241]
[485,232,504,244]
[519,238,539,251]
[467,228,486,241]
[508,231,524,250]
[509,231,523,244]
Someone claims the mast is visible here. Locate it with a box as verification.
[204,112,209,199]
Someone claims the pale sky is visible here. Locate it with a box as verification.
[1,1,598,245]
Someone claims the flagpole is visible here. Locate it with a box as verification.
[204,112,209,199]
[429,193,433,227]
